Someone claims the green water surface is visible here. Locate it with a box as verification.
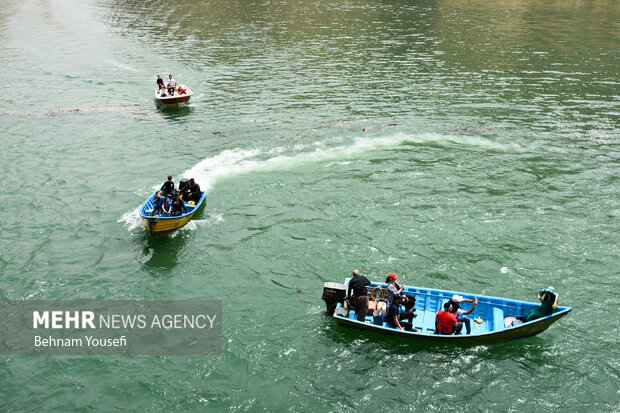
[1,0,619,411]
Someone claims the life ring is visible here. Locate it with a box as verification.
[188,201,195,206]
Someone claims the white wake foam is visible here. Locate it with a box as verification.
[119,131,525,231]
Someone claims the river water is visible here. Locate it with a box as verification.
[1,0,618,411]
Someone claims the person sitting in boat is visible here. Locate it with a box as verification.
[385,273,416,315]
[513,287,558,325]
[435,301,463,335]
[178,85,187,95]
[151,191,164,216]
[167,75,177,95]
[171,196,188,216]
[159,88,167,97]
[448,294,477,335]
[160,176,176,197]
[186,178,201,204]
[156,75,165,91]
[161,196,173,217]
[347,269,371,321]
[386,295,416,331]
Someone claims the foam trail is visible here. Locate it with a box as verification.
[180,134,409,189]
[181,131,526,188]
[120,132,527,231]
[183,148,261,192]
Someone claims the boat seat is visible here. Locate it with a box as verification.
[493,308,504,331]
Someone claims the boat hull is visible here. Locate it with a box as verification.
[330,280,571,344]
[155,89,193,107]
[141,210,197,236]
[333,310,570,344]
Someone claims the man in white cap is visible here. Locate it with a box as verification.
[448,294,478,334]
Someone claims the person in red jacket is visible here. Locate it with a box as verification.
[435,301,463,335]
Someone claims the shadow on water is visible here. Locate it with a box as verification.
[138,203,208,270]
[140,233,188,270]
[156,103,193,122]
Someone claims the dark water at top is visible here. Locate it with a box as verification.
[0,0,618,411]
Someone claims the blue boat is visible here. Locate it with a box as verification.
[139,191,206,236]
[322,279,571,343]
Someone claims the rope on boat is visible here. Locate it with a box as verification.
[295,289,323,301]
[270,278,322,301]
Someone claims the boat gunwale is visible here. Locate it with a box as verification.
[139,190,206,220]
[154,89,193,102]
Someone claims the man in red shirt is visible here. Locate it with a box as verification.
[435,301,463,335]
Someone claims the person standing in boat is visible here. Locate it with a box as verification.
[347,269,371,322]
[448,294,477,335]
[186,178,201,204]
[160,176,175,197]
[386,295,416,331]
[156,75,165,91]
[435,301,463,335]
[167,75,177,95]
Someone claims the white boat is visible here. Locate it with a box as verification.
[155,85,193,107]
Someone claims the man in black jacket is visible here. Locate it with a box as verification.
[186,178,201,204]
[347,269,371,321]
[161,176,175,197]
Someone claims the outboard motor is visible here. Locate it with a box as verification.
[178,178,190,193]
[322,282,346,316]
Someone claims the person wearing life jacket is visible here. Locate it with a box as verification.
[186,178,201,204]
[435,301,463,335]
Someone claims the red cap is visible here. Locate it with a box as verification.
[388,273,398,280]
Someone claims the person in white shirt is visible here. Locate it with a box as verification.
[167,75,177,95]
[449,294,478,334]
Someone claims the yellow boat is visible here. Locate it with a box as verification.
[139,190,205,236]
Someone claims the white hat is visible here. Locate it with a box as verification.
[452,294,464,303]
